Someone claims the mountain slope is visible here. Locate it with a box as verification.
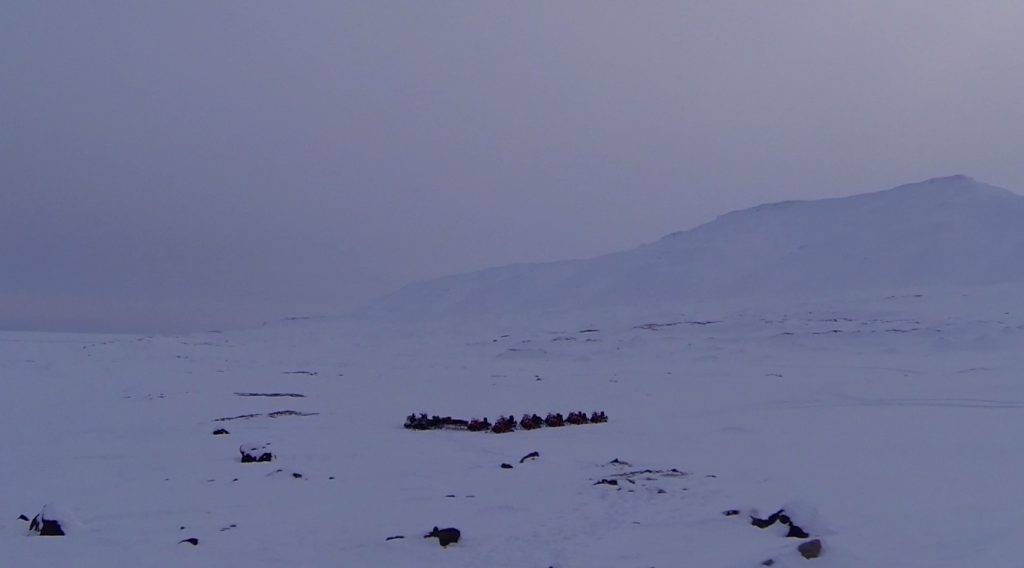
[365,175,1024,319]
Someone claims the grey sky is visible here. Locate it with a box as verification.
[3,1,1023,333]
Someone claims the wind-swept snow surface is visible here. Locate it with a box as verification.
[4,177,1024,566]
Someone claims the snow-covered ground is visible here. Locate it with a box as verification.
[3,286,1024,567]
[4,176,1024,566]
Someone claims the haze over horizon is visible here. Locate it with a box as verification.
[4,2,1023,333]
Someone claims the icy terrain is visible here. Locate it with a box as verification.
[4,176,1024,567]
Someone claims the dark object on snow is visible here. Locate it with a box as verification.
[590,411,608,423]
[781,515,810,539]
[519,413,544,430]
[722,509,740,517]
[17,514,29,521]
[386,535,405,541]
[425,526,461,547]
[29,511,65,536]
[214,413,261,422]
[240,444,274,463]
[798,539,823,559]
[750,509,784,529]
[750,509,810,538]
[593,479,619,486]
[520,451,540,463]
[212,428,230,435]
[491,415,517,433]
[544,413,565,427]
[292,472,303,479]
[608,458,631,466]
[179,538,199,546]
[267,409,318,418]
[761,559,775,566]
[500,463,513,469]
[566,411,589,425]
[405,413,469,431]
[234,392,305,398]
[467,417,491,431]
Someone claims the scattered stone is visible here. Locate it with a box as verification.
[179,538,199,546]
[292,472,303,479]
[761,559,775,566]
[212,428,230,435]
[722,509,740,516]
[424,526,461,547]
[17,514,29,522]
[593,479,619,486]
[798,539,823,559]
[239,443,274,463]
[385,535,405,541]
[519,451,540,463]
[608,458,631,466]
[500,463,513,469]
[234,392,305,398]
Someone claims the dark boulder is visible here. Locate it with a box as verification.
[798,539,823,559]
[425,526,461,547]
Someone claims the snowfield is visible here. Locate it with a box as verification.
[4,176,1024,567]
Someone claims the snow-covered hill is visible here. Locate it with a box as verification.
[366,175,1024,319]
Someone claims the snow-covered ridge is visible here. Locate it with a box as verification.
[362,175,1024,320]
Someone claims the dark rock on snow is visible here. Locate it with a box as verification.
[500,463,513,469]
[798,539,823,559]
[212,428,230,435]
[425,526,461,547]
[519,451,540,463]
[179,538,199,546]
[751,509,784,529]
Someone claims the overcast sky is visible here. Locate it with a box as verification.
[3,1,1023,333]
